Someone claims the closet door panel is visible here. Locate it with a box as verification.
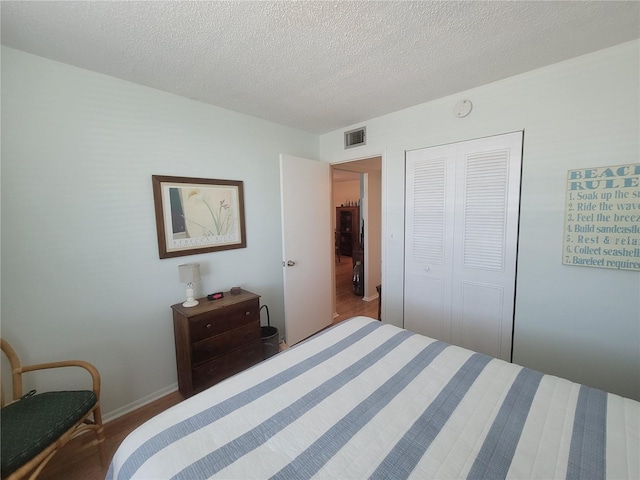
[450,133,522,360]
[404,144,456,343]
[404,275,447,341]
[405,132,522,361]
[458,149,510,272]
[454,281,505,359]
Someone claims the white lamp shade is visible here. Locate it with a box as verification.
[178,263,200,284]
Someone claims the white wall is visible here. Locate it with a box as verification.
[363,170,382,301]
[0,47,318,418]
[332,180,360,218]
[320,40,640,401]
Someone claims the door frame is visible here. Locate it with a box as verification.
[330,153,386,321]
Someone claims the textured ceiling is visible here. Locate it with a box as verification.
[1,1,638,134]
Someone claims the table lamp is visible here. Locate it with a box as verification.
[178,263,200,307]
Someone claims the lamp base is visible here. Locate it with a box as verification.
[183,284,198,307]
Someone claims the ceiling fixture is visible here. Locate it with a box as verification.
[454,99,473,118]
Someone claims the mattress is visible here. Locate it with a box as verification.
[107,316,639,479]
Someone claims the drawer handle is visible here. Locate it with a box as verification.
[204,345,215,352]
[206,323,212,329]
[206,369,216,377]
[244,332,253,339]
[245,311,251,316]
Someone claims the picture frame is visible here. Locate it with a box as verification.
[152,175,246,259]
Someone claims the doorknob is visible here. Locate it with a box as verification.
[287,260,296,266]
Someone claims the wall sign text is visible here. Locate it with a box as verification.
[563,163,639,271]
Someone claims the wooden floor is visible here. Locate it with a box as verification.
[38,392,184,480]
[38,257,377,479]
[332,254,379,323]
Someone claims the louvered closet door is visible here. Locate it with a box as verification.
[404,143,457,344]
[404,132,522,361]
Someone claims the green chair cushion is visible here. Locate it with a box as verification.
[0,390,97,477]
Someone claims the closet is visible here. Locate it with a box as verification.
[404,132,522,361]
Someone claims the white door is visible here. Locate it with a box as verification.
[404,132,522,361]
[404,142,457,344]
[280,154,333,345]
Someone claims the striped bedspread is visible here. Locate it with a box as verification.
[107,317,639,479]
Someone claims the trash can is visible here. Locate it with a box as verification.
[260,305,279,360]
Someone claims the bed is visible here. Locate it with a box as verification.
[107,316,639,479]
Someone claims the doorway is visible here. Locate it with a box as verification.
[331,157,382,323]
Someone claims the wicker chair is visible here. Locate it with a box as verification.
[0,338,104,480]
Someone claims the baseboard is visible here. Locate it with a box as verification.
[362,293,379,302]
[103,383,179,424]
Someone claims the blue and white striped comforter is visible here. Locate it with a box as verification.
[107,317,639,479]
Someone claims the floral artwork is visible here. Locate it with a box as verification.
[152,176,246,258]
[177,188,236,237]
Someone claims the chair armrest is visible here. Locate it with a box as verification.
[19,360,101,397]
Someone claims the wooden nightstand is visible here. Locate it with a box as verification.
[171,289,262,397]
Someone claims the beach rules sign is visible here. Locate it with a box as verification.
[563,163,639,271]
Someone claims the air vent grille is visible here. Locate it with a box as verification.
[344,127,366,149]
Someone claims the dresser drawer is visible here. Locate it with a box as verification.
[189,298,259,342]
[225,339,262,375]
[191,321,260,365]
[192,340,262,392]
[172,289,262,397]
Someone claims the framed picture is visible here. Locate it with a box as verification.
[152,175,246,258]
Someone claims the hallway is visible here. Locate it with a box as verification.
[333,255,378,324]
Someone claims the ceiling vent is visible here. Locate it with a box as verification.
[344,127,366,149]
